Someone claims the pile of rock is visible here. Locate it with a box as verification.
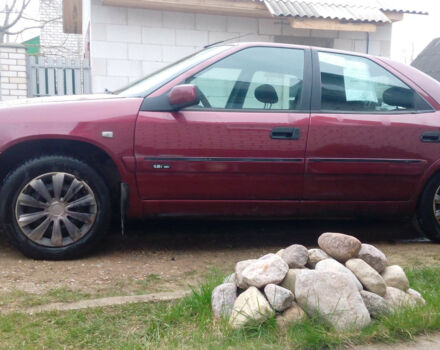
[211,232,425,331]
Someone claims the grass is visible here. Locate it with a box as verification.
[1,268,440,349]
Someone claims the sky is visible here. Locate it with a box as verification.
[391,0,440,64]
[3,0,440,65]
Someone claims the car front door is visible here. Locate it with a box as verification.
[135,46,311,213]
[304,50,434,204]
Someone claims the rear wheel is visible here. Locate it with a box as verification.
[417,173,440,242]
[0,156,111,259]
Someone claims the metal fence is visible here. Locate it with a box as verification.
[27,56,91,97]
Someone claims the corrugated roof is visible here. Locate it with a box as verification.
[254,0,428,23]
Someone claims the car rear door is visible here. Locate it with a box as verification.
[135,46,311,206]
[304,50,434,203]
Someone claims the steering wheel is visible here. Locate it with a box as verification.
[197,88,212,108]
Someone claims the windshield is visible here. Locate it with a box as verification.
[116,45,231,97]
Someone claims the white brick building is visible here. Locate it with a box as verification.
[40,0,83,57]
[0,44,28,101]
[81,0,427,93]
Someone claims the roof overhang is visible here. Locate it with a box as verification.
[100,0,428,32]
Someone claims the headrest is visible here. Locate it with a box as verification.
[255,84,279,105]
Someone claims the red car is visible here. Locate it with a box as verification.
[1,42,440,259]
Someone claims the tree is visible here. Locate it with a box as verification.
[0,0,59,44]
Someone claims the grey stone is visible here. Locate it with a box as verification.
[276,302,306,329]
[307,248,329,268]
[264,284,294,312]
[318,232,362,262]
[360,290,392,318]
[242,254,289,289]
[211,283,237,319]
[315,258,363,291]
[235,259,257,289]
[229,286,274,328]
[295,270,371,331]
[358,244,388,273]
[382,265,409,291]
[346,258,387,297]
[280,244,309,268]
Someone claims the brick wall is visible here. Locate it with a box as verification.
[40,0,83,57]
[0,44,28,101]
[88,0,392,93]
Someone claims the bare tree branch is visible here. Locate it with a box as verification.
[4,0,33,30]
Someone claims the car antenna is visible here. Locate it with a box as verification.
[204,33,253,49]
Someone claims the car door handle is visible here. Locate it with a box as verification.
[421,131,440,143]
[271,127,300,140]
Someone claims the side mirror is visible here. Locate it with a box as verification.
[168,84,200,111]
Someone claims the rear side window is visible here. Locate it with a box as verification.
[184,47,304,111]
[318,52,431,113]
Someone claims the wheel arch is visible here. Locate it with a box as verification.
[0,138,122,211]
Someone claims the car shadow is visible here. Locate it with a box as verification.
[96,218,426,255]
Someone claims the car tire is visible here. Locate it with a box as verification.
[417,173,440,243]
[0,155,111,260]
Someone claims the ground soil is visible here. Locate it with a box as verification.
[0,218,439,299]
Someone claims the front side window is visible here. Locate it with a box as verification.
[184,47,304,110]
[318,52,429,112]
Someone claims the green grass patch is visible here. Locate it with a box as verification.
[1,268,440,349]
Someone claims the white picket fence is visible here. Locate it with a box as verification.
[27,56,91,97]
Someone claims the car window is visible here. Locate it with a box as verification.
[184,47,304,110]
[318,52,419,112]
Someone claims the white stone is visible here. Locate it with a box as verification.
[264,284,294,312]
[280,268,302,293]
[315,259,363,291]
[295,270,370,331]
[382,265,409,291]
[242,254,289,288]
[407,289,426,305]
[346,259,387,297]
[223,273,236,284]
[229,286,274,329]
[235,259,257,290]
[384,287,416,309]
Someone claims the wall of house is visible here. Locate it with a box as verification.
[88,0,392,93]
[0,44,28,101]
[40,0,83,57]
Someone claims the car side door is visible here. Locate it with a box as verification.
[135,46,311,212]
[304,50,434,204]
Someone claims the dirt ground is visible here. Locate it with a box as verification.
[0,218,439,300]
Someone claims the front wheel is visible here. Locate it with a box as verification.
[417,173,440,243]
[0,156,111,259]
